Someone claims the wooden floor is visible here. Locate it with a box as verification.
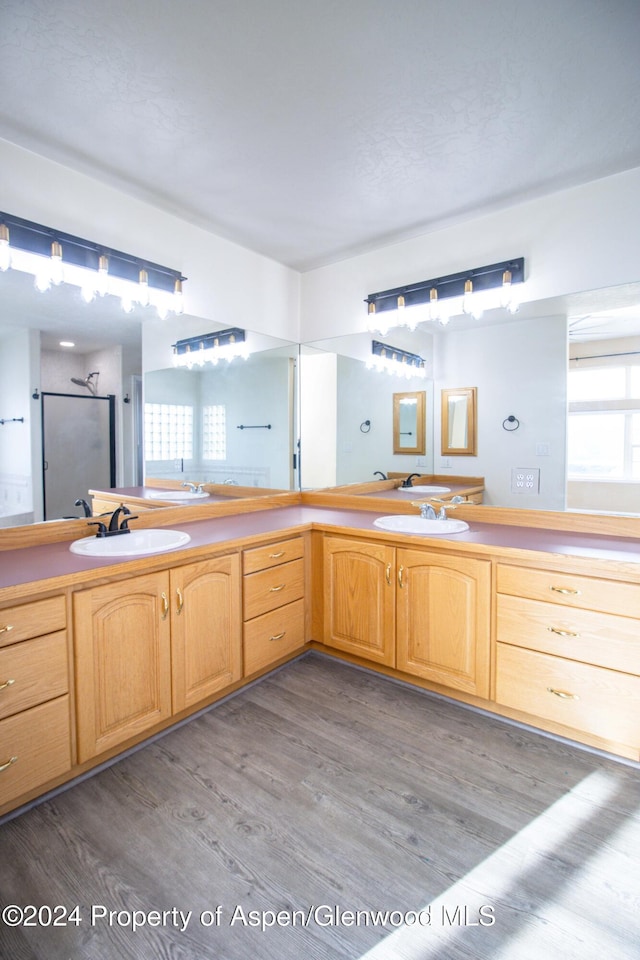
[1,652,639,960]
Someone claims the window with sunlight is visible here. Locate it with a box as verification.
[568,363,640,480]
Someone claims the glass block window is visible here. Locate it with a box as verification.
[202,404,226,460]
[144,403,193,460]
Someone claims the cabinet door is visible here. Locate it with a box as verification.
[172,555,242,712]
[74,572,172,762]
[323,536,396,666]
[396,549,491,696]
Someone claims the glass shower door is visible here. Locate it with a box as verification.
[42,392,115,521]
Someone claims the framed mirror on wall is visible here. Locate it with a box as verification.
[393,391,426,455]
[441,387,477,456]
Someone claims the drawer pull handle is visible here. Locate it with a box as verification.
[0,624,14,635]
[269,551,285,559]
[269,584,285,592]
[385,563,392,586]
[550,586,581,596]
[548,627,580,638]
[547,687,579,700]
[398,565,405,588]
[0,756,18,773]
[0,678,16,692]
[161,592,169,620]
[269,632,286,642]
[176,588,184,615]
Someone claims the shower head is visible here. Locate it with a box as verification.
[70,371,99,395]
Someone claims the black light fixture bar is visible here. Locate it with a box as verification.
[0,211,185,291]
[366,257,524,315]
[173,326,245,356]
[372,339,425,369]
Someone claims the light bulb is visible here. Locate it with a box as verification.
[97,255,109,296]
[50,241,63,285]
[0,224,10,271]
[173,278,184,314]
[462,279,483,319]
[137,268,149,306]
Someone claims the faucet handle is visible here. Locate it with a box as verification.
[88,520,108,538]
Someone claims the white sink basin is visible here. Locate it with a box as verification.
[70,528,191,557]
[374,515,469,535]
[150,490,209,500]
[398,485,451,494]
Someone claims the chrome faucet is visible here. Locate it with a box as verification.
[182,481,205,493]
[419,502,437,520]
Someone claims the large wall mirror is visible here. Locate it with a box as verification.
[2,262,640,526]
[302,280,640,515]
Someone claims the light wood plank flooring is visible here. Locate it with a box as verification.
[1,652,639,959]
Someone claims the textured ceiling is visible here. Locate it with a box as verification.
[1,0,639,272]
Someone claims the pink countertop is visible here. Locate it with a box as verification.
[1,505,639,595]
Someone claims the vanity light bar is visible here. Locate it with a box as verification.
[365,257,525,316]
[173,327,246,355]
[371,339,424,368]
[172,327,249,367]
[0,211,186,317]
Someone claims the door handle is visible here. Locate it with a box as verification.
[176,588,184,614]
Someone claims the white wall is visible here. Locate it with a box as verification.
[299,167,640,342]
[433,313,568,510]
[0,139,301,343]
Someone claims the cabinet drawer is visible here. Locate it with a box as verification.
[496,594,640,675]
[0,596,66,649]
[0,632,68,720]
[243,537,304,574]
[243,558,304,620]
[496,564,640,618]
[496,643,640,747]
[0,696,72,809]
[244,599,305,675]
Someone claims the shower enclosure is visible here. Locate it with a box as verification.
[41,392,115,520]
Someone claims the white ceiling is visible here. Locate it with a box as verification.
[1,0,639,273]
[1,0,639,353]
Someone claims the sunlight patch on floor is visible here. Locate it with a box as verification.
[358,769,635,959]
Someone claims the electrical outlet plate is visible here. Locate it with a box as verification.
[511,467,540,494]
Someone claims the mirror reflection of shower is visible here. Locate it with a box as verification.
[70,371,100,395]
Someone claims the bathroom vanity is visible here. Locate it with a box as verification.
[0,492,638,819]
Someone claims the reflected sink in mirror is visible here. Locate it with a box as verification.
[373,515,469,535]
[149,490,210,501]
[397,485,451,494]
[70,528,191,557]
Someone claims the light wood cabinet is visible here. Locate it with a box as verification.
[74,571,173,763]
[172,555,242,712]
[322,536,490,694]
[396,548,491,696]
[323,536,396,666]
[243,537,306,675]
[0,595,71,812]
[495,562,640,753]
[74,555,242,762]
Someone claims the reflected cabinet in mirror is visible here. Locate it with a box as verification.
[441,387,477,456]
[393,391,426,455]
